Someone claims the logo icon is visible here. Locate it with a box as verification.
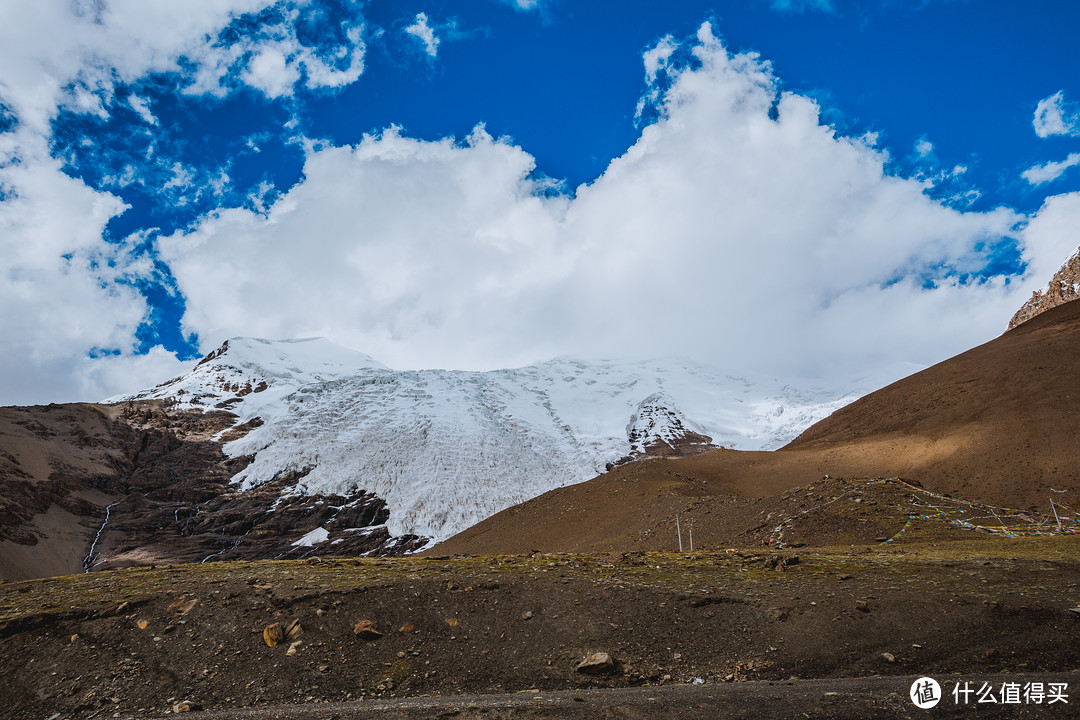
[911,677,942,709]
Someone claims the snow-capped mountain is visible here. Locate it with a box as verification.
[112,337,906,550]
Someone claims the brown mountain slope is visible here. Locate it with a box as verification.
[432,299,1080,555]
[0,402,422,582]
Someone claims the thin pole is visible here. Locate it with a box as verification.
[1052,500,1062,531]
[689,525,693,552]
[676,514,683,552]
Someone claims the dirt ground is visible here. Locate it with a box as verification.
[2,535,1079,720]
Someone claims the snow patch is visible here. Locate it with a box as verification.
[291,527,330,547]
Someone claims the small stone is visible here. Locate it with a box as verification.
[263,623,284,647]
[285,640,301,656]
[576,652,615,675]
[855,600,870,613]
[284,619,303,641]
[168,596,198,615]
[353,620,382,639]
[172,700,199,713]
[316,608,326,617]
[521,611,533,620]
[445,618,459,627]
[397,651,406,658]
[881,652,896,663]
[911,644,923,649]
[399,623,415,634]
[137,620,149,630]
[767,607,790,622]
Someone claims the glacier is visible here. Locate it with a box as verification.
[111,337,913,548]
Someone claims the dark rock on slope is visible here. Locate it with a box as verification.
[0,401,423,581]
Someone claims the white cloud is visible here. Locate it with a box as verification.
[158,125,572,370]
[915,137,934,158]
[127,94,157,125]
[1018,192,1080,287]
[1033,91,1080,138]
[0,1,370,405]
[158,23,1057,388]
[241,45,301,99]
[1022,152,1080,186]
[404,13,440,58]
[497,0,548,12]
[643,36,678,84]
[0,131,162,404]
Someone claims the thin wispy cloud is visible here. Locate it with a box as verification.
[404,13,440,58]
[1022,153,1080,186]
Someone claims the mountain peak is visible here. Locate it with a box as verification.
[1008,245,1080,331]
[108,343,885,551]
[108,336,388,415]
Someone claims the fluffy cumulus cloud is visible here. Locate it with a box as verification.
[5,11,1078,405]
[158,126,571,370]
[0,0,368,404]
[1018,192,1080,287]
[157,23,1061,385]
[1033,91,1080,138]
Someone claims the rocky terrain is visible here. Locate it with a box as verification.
[2,338,892,581]
[0,401,425,581]
[1009,243,1080,330]
[2,536,1078,719]
[4,264,1080,718]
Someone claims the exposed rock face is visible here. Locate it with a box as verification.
[0,400,425,581]
[1008,246,1080,330]
[609,393,715,469]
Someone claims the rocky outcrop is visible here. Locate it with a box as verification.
[608,393,715,469]
[1008,246,1080,330]
[0,400,426,581]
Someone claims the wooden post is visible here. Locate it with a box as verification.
[676,514,683,552]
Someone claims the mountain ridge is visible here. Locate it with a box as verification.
[432,298,1080,556]
[106,338,896,551]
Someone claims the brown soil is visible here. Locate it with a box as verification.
[2,538,1079,719]
[433,300,1080,557]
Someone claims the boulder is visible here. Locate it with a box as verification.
[576,652,615,675]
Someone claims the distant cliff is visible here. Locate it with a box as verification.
[1009,246,1080,330]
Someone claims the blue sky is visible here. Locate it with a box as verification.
[2,0,1080,404]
